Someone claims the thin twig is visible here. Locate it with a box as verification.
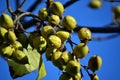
[64,0,79,8]
[6,0,14,15]
[14,12,41,24]
[18,0,26,10]
[16,0,19,9]
[27,0,42,12]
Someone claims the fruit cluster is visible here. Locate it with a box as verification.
[0,1,103,80]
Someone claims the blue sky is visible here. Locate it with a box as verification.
[0,0,120,80]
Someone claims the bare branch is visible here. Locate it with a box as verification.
[63,0,79,8]
[74,26,120,33]
[6,0,14,14]
[27,0,43,12]
[92,34,120,41]
[17,0,26,10]
[16,0,19,9]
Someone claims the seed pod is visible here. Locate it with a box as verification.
[45,47,57,61]
[33,36,47,53]
[13,41,23,50]
[73,73,82,80]
[38,8,48,20]
[51,2,64,17]
[12,50,28,64]
[2,45,14,57]
[78,27,92,41]
[62,15,77,31]
[0,27,8,39]
[89,0,102,9]
[59,72,73,80]
[28,32,39,47]
[66,60,81,76]
[56,30,70,41]
[48,14,60,25]
[7,31,17,43]
[52,51,66,70]
[48,35,61,48]
[41,26,56,39]
[113,6,120,19]
[88,55,102,71]
[17,33,28,48]
[73,43,89,59]
[0,13,14,29]
[60,51,72,65]
[93,74,99,80]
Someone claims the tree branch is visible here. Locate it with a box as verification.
[63,0,79,8]
[6,0,14,15]
[27,0,43,12]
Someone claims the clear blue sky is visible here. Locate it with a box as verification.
[0,0,120,80]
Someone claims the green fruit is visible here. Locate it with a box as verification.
[88,55,102,71]
[74,73,81,80]
[113,6,120,19]
[33,36,47,53]
[45,47,57,61]
[38,8,48,20]
[62,15,77,31]
[28,32,39,47]
[0,27,8,38]
[89,0,102,9]
[7,31,17,43]
[2,45,14,57]
[41,26,56,39]
[13,41,22,50]
[59,72,73,80]
[0,13,14,29]
[51,2,64,17]
[73,43,89,59]
[66,60,81,76]
[60,51,72,65]
[48,14,60,25]
[56,31,70,41]
[12,50,28,64]
[17,33,28,48]
[48,35,61,48]
[78,27,92,41]
[93,74,99,80]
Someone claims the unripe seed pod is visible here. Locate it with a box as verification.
[66,60,81,76]
[45,47,57,61]
[0,13,14,29]
[113,6,120,19]
[74,73,82,80]
[56,30,70,41]
[13,41,22,50]
[33,36,47,53]
[78,27,92,41]
[73,43,89,59]
[89,0,102,9]
[93,74,99,80]
[0,27,8,39]
[59,72,73,80]
[38,8,48,20]
[60,51,72,65]
[51,2,64,17]
[12,50,28,64]
[88,55,102,71]
[52,51,66,70]
[2,45,14,57]
[48,14,60,25]
[62,15,77,31]
[7,31,17,43]
[41,26,56,39]
[48,35,61,48]
[17,33,28,48]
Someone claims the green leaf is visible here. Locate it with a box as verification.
[7,45,41,78]
[36,60,46,80]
